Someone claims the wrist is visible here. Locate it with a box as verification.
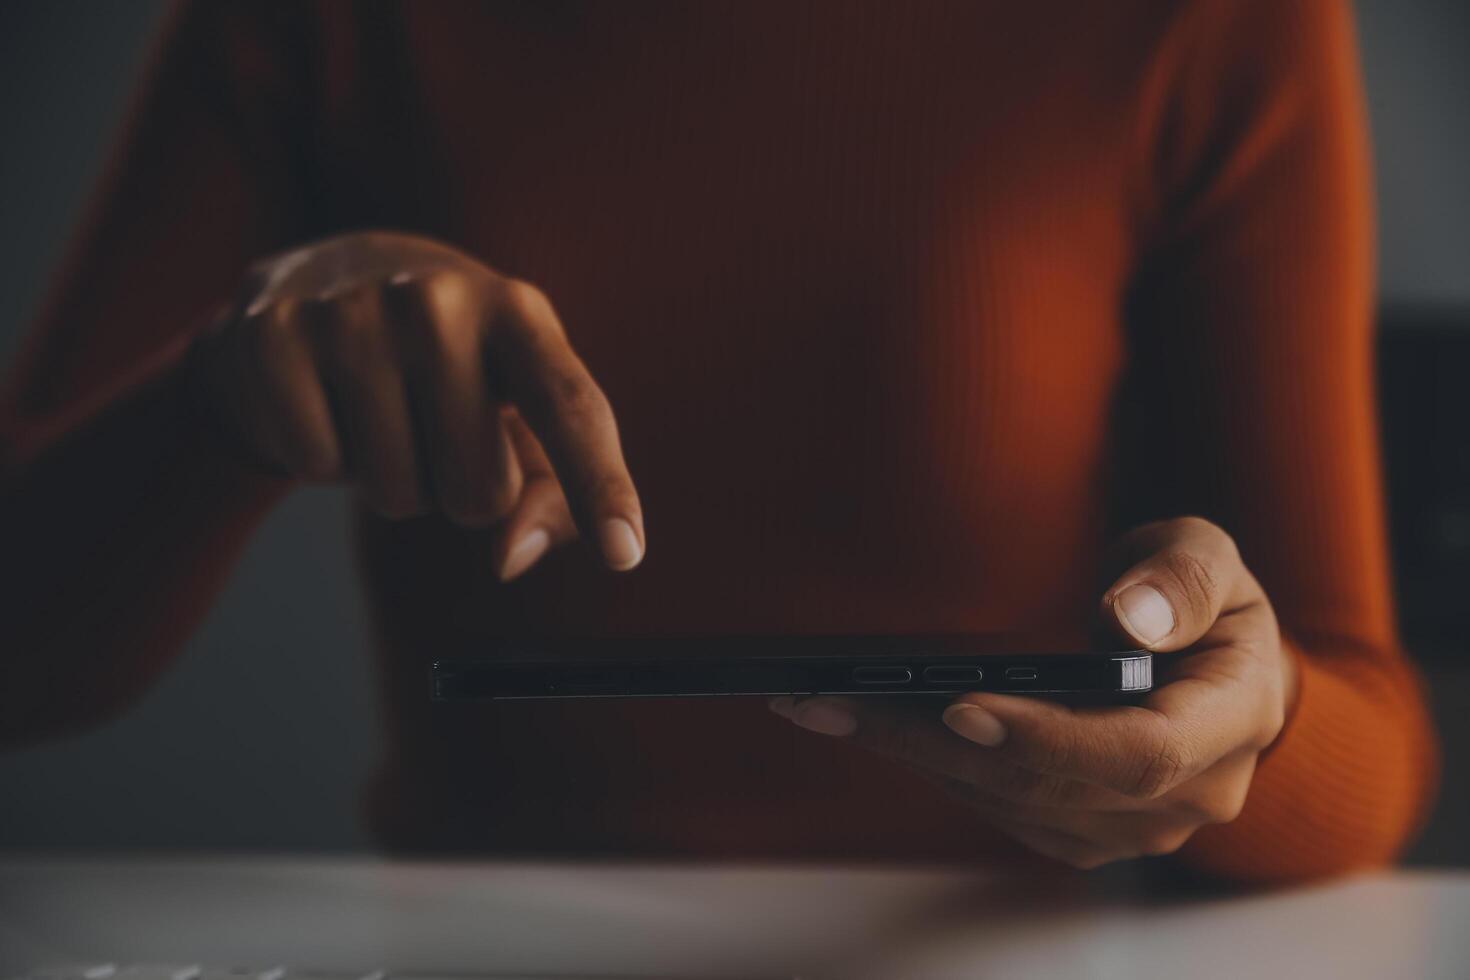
[1262,635,1304,758]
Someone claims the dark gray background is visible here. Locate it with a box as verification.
[1,1,1466,856]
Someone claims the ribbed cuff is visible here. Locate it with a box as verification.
[1176,639,1438,883]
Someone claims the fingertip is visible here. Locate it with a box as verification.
[768,695,796,719]
[952,690,1026,716]
[786,696,857,737]
[942,702,1008,747]
[952,690,1064,729]
[498,526,551,581]
[598,516,644,571]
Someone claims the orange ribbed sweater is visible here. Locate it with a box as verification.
[0,0,1439,882]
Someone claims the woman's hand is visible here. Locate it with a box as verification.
[189,230,643,580]
[769,517,1299,869]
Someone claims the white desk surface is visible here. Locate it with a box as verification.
[1,854,1467,980]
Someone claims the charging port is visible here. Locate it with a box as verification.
[1004,667,1039,681]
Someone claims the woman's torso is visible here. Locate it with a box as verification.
[342,0,1166,860]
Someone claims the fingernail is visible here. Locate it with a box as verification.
[943,704,1007,747]
[499,527,550,581]
[768,696,796,719]
[1115,583,1175,646]
[789,698,857,737]
[599,517,643,570]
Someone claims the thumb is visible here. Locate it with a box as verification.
[1100,517,1261,652]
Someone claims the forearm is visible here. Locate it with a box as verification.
[0,334,290,747]
[1175,637,1439,883]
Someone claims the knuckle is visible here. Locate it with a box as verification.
[1159,548,1222,623]
[580,468,636,512]
[1172,515,1242,566]
[499,276,553,319]
[418,269,481,326]
[1168,514,1222,539]
[263,298,303,334]
[490,277,567,347]
[1185,515,1240,556]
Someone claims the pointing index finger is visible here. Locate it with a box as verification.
[485,278,644,571]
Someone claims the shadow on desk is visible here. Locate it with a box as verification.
[1406,657,1470,868]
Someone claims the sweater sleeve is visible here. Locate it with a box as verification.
[0,1,319,747]
[1122,0,1438,881]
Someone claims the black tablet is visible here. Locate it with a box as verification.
[431,633,1153,701]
